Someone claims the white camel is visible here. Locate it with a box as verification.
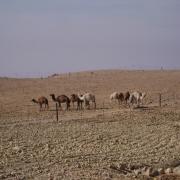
[110,92,119,101]
[110,92,124,104]
[129,91,146,107]
[78,93,96,109]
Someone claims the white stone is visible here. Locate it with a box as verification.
[165,168,173,174]
[173,166,180,175]
[158,168,165,175]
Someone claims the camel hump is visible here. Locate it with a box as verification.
[57,95,70,103]
[37,96,48,104]
[110,92,119,100]
[60,94,69,99]
[71,94,76,97]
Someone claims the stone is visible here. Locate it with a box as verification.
[13,146,20,151]
[141,167,159,177]
[165,168,173,174]
[118,163,127,171]
[141,167,149,176]
[45,144,50,151]
[158,168,165,175]
[12,146,22,153]
[173,166,180,175]
[134,169,141,176]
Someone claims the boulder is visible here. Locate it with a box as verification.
[173,166,180,175]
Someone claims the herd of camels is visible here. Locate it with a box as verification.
[32,91,146,111]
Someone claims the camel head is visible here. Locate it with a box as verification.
[70,94,76,98]
[32,99,38,103]
[78,93,84,101]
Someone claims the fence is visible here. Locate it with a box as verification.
[0,92,180,124]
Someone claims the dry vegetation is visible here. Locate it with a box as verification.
[0,70,180,179]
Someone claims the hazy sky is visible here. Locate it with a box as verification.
[0,0,180,77]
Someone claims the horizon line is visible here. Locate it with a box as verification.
[1,68,180,79]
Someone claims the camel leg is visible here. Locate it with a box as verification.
[85,100,89,110]
[77,102,80,110]
[80,102,82,110]
[127,102,131,108]
[45,103,48,110]
[66,103,68,110]
[137,99,140,108]
[94,101,96,109]
[84,101,87,109]
[44,103,47,110]
[39,104,42,111]
[87,101,90,110]
[118,99,120,105]
[66,102,70,111]
[58,102,62,110]
[118,99,122,109]
[125,100,130,108]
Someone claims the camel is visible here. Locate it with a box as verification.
[32,96,49,111]
[124,91,130,104]
[78,93,96,109]
[70,94,83,110]
[110,92,124,105]
[119,92,124,104]
[129,91,146,107]
[50,94,70,110]
[110,92,119,103]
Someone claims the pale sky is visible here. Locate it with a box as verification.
[0,0,180,77]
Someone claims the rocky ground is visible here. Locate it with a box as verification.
[0,70,180,179]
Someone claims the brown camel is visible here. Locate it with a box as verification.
[124,91,130,104]
[70,94,83,110]
[50,94,70,110]
[118,92,124,104]
[32,96,49,111]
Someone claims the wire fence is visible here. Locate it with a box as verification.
[0,92,180,124]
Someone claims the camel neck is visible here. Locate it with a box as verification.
[51,95,57,101]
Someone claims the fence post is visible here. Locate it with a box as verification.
[56,103,59,122]
[102,101,105,120]
[173,92,176,103]
[80,110,83,121]
[159,93,162,107]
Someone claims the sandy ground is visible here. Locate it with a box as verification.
[0,70,180,179]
